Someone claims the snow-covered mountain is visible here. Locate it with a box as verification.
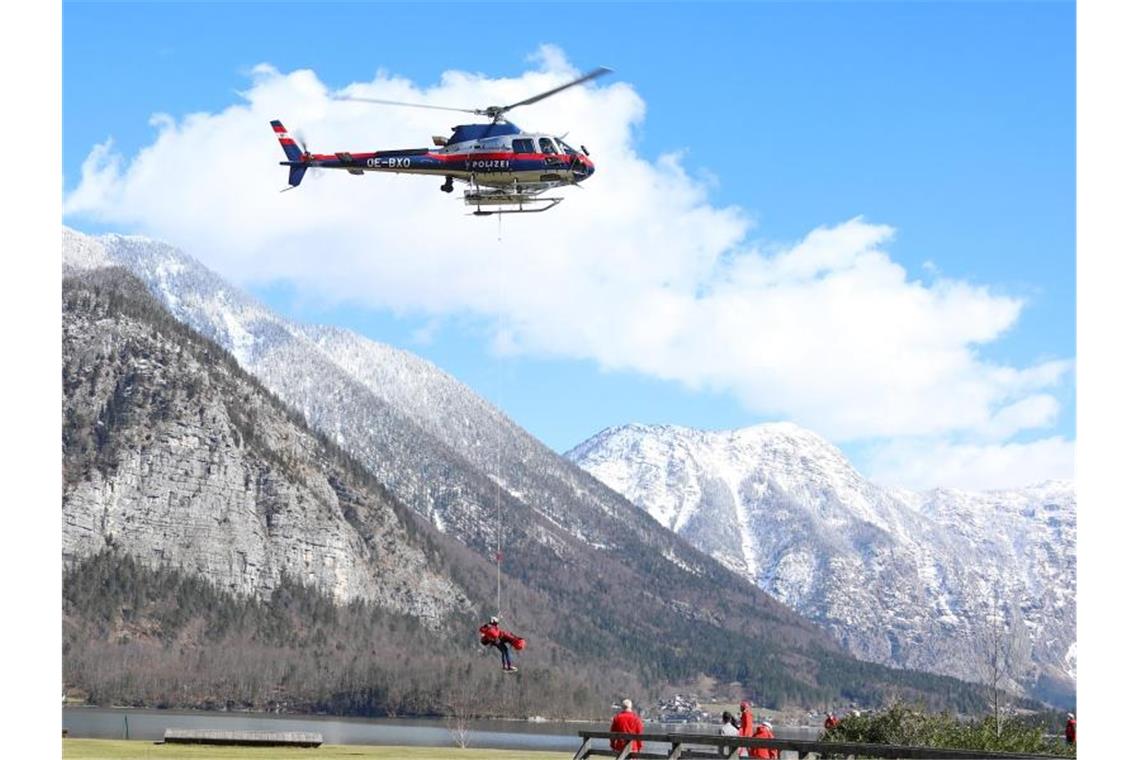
[69,227,923,707]
[567,423,1076,704]
[61,228,671,553]
[64,229,489,538]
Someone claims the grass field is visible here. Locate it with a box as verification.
[62,739,566,759]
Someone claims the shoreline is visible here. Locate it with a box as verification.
[62,738,564,759]
[63,703,607,725]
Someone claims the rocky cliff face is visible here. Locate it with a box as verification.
[901,482,1076,705]
[61,229,678,560]
[63,268,465,625]
[567,422,1076,704]
[59,228,1004,710]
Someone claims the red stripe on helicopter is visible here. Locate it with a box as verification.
[433,153,570,163]
[309,152,373,161]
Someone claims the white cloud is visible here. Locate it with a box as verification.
[64,48,1072,486]
[862,436,1075,491]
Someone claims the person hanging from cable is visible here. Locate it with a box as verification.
[478,615,525,672]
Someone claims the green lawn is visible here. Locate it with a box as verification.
[62,739,566,760]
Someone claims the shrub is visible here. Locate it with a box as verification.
[822,703,1074,757]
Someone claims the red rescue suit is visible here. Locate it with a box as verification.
[824,715,839,731]
[1065,718,1076,745]
[747,724,775,759]
[479,623,526,650]
[737,707,753,757]
[609,709,644,753]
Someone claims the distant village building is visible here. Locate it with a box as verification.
[654,694,708,724]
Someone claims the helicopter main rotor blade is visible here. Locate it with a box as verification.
[499,67,613,114]
[335,67,612,122]
[335,96,482,115]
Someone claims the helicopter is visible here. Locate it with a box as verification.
[271,67,611,215]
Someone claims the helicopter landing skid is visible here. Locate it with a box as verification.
[471,199,563,216]
[464,191,563,216]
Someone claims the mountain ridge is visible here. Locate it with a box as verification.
[567,421,1075,705]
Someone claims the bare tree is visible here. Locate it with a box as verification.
[975,582,1031,736]
[446,667,484,749]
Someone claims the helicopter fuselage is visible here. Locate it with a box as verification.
[275,120,595,190]
[273,66,610,213]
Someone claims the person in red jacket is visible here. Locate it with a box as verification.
[609,699,644,754]
[477,616,517,672]
[1064,712,1076,746]
[824,712,840,731]
[747,720,776,759]
[737,702,754,757]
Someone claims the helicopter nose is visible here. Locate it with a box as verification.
[574,155,596,181]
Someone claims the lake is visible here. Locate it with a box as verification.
[62,707,818,751]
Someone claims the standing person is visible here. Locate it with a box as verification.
[737,702,754,757]
[824,712,840,731]
[1064,712,1076,746]
[718,711,739,758]
[477,616,517,672]
[748,720,776,759]
[609,699,644,754]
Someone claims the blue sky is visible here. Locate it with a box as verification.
[63,1,1075,488]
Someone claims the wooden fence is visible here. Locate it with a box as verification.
[572,730,1065,760]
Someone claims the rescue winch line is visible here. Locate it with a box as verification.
[495,227,504,619]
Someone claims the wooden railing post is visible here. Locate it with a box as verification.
[570,735,591,760]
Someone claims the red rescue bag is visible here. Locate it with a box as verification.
[502,631,527,650]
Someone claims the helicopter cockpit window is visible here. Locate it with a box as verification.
[556,139,577,155]
[539,137,557,154]
[512,138,535,154]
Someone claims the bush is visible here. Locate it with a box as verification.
[821,703,1074,757]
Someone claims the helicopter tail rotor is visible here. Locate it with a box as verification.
[293,129,312,157]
